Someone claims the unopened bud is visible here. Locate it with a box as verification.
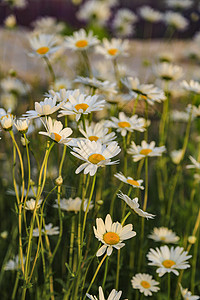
[55,175,63,186]
[97,200,103,206]
[188,235,197,244]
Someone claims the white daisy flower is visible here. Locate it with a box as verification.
[0,77,30,95]
[79,120,116,145]
[122,77,166,105]
[50,78,71,92]
[32,17,65,35]
[65,29,99,51]
[24,199,42,211]
[166,0,193,9]
[181,80,200,94]
[86,286,125,300]
[147,245,192,277]
[170,110,190,122]
[4,255,25,271]
[96,38,129,60]
[76,1,111,25]
[53,197,93,213]
[127,140,166,162]
[131,273,160,296]
[47,88,80,103]
[58,93,105,122]
[74,76,117,94]
[105,112,146,136]
[153,62,184,81]
[3,0,27,8]
[0,113,15,131]
[33,223,59,237]
[164,11,189,31]
[179,284,200,300]
[186,155,200,169]
[14,119,30,134]
[23,96,63,119]
[39,117,73,144]
[29,33,60,57]
[138,6,163,23]
[117,191,155,219]
[148,227,180,243]
[170,149,183,165]
[71,140,121,176]
[93,214,136,257]
[114,172,144,189]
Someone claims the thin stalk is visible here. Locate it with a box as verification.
[191,229,199,293]
[44,56,55,82]
[168,273,171,300]
[102,256,109,290]
[132,95,139,115]
[144,101,148,142]
[115,250,120,290]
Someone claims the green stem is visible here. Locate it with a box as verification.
[191,229,199,293]
[102,256,109,290]
[132,95,139,115]
[115,250,120,290]
[44,56,55,82]
[168,273,171,300]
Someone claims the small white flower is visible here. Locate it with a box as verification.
[39,117,73,144]
[4,14,16,29]
[153,62,184,81]
[105,112,146,136]
[24,199,42,211]
[93,214,136,257]
[33,223,59,237]
[4,255,25,271]
[14,119,30,133]
[96,38,129,59]
[148,227,180,243]
[53,197,93,213]
[29,33,60,57]
[114,172,144,189]
[179,284,200,300]
[58,92,105,122]
[186,155,200,169]
[32,17,65,35]
[0,77,30,95]
[139,6,163,23]
[117,191,155,219]
[0,113,15,131]
[71,140,121,176]
[86,286,125,300]
[170,149,183,164]
[181,80,200,94]
[147,245,192,277]
[131,273,160,296]
[65,29,99,51]
[74,76,117,94]
[128,140,166,162]
[164,11,189,31]
[166,0,193,9]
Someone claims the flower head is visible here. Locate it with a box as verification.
[4,255,25,271]
[131,273,160,296]
[65,29,99,51]
[0,113,15,131]
[71,140,121,176]
[96,38,129,59]
[117,191,155,219]
[93,214,136,256]
[128,140,166,162]
[24,199,42,211]
[86,286,125,300]
[139,6,163,23]
[33,223,59,237]
[114,172,144,189]
[181,80,200,94]
[153,62,183,81]
[164,11,189,31]
[29,33,60,57]
[186,156,200,169]
[148,227,180,243]
[147,245,192,277]
[53,197,93,213]
[179,284,200,300]
[14,119,30,133]
[77,1,111,25]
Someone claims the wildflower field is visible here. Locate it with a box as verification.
[0,0,200,299]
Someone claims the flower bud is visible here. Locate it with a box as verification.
[55,175,63,186]
[188,235,197,244]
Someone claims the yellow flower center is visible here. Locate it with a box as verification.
[140,281,151,289]
[89,136,99,142]
[127,179,139,186]
[36,46,49,55]
[88,153,105,164]
[140,149,152,155]
[103,232,120,245]
[75,103,89,112]
[52,133,62,142]
[108,48,118,56]
[160,236,166,241]
[118,121,131,128]
[162,259,176,268]
[75,39,88,48]
[1,113,12,120]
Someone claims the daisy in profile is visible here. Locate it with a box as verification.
[79,120,116,145]
[71,140,121,176]
[139,6,163,23]
[131,273,160,296]
[147,245,192,277]
[23,96,63,119]
[114,172,144,189]
[29,33,60,57]
[186,155,200,169]
[74,76,117,94]
[39,117,73,144]
[24,199,42,211]
[148,227,180,243]
[166,0,193,10]
[4,255,25,271]
[121,77,166,105]
[179,284,200,300]
[153,62,183,81]
[117,192,155,219]
[96,38,129,60]
[128,140,166,162]
[181,80,200,94]
[164,11,189,31]
[14,119,30,134]
[0,113,15,131]
[105,112,145,137]
[47,88,80,103]
[93,214,136,256]
[58,93,105,121]
[33,223,59,237]
[65,29,99,51]
[86,286,124,300]
[53,197,93,213]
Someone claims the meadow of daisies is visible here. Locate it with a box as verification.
[0,0,200,299]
